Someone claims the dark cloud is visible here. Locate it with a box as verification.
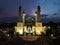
[41,14,48,17]
[58,9,60,12]
[53,0,60,5]
[53,9,60,15]
[53,13,58,15]
[53,1,57,5]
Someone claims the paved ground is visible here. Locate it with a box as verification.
[25,36,55,45]
[5,36,55,45]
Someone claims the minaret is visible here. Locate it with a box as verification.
[36,6,41,22]
[35,6,42,27]
[23,11,26,25]
[19,6,23,22]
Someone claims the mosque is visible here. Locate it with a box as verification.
[15,6,46,41]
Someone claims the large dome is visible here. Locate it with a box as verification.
[26,17,35,22]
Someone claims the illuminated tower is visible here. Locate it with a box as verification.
[35,6,42,27]
[36,6,41,22]
[15,6,25,35]
[19,6,23,22]
[35,6,44,35]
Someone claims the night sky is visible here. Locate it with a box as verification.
[0,0,60,23]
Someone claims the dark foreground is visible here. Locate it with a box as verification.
[0,35,60,45]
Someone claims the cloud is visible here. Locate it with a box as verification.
[58,9,60,12]
[53,1,57,5]
[53,0,60,5]
[41,14,48,18]
[53,13,58,15]
[53,9,60,16]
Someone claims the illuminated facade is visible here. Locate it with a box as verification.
[15,6,46,36]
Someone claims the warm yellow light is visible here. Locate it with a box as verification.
[48,26,50,29]
[18,29,23,35]
[44,26,46,28]
[36,29,41,35]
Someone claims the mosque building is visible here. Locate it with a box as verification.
[14,6,46,41]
